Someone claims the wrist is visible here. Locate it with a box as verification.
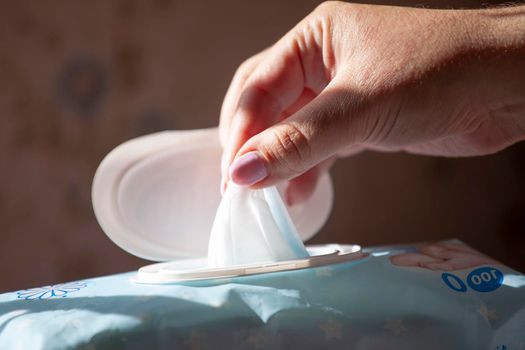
[459,6,525,141]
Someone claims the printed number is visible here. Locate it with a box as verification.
[470,270,499,285]
[442,267,503,293]
[441,272,467,292]
[467,267,503,293]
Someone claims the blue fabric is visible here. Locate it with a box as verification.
[0,244,524,350]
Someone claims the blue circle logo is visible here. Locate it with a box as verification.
[466,267,504,293]
[441,272,467,292]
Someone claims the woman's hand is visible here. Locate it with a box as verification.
[219,1,525,204]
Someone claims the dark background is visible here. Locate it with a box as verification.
[0,0,523,292]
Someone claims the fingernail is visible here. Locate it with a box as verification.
[229,151,268,186]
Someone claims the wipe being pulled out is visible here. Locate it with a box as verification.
[207,184,309,267]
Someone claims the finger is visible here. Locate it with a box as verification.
[285,143,362,204]
[219,49,268,148]
[422,255,498,271]
[285,157,335,206]
[228,79,360,188]
[434,241,483,255]
[389,253,444,267]
[221,22,331,190]
[279,88,327,206]
[285,167,319,207]
[278,88,317,121]
[336,144,365,158]
[419,244,467,260]
[221,44,307,188]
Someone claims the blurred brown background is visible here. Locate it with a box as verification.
[0,0,523,292]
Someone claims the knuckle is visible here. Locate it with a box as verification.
[234,56,259,81]
[260,124,311,175]
[236,84,284,121]
[237,58,252,73]
[236,85,267,112]
[311,1,339,25]
[315,1,341,13]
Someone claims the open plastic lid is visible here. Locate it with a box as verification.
[92,128,334,262]
[135,244,365,283]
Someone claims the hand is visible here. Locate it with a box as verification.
[219,2,525,204]
[389,242,498,271]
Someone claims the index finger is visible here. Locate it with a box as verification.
[219,49,268,148]
[221,28,330,188]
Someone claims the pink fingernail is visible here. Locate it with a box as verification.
[229,151,268,186]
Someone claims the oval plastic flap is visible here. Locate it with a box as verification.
[92,128,334,261]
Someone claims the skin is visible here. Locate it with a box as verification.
[219,2,525,205]
[389,242,499,271]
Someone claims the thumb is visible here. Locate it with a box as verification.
[228,84,359,188]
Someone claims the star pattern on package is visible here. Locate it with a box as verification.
[185,330,207,350]
[384,319,407,336]
[16,281,88,300]
[234,328,272,348]
[315,267,333,277]
[478,304,498,322]
[320,318,343,340]
[245,328,270,348]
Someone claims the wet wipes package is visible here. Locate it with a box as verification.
[0,128,523,349]
[1,241,524,350]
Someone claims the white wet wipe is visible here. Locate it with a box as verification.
[208,184,309,267]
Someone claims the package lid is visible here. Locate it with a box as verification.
[92,128,333,261]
